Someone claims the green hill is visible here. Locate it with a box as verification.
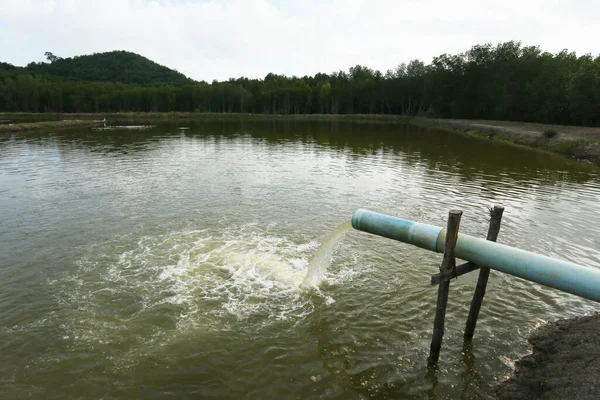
[25,51,191,85]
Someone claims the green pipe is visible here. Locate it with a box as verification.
[352,209,600,303]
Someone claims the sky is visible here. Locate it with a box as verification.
[0,0,598,82]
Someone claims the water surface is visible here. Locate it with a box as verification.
[1,120,599,399]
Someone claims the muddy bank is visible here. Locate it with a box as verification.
[415,117,600,166]
[0,120,94,135]
[497,314,600,399]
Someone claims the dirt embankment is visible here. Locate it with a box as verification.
[415,117,600,166]
[0,119,94,135]
[496,314,600,399]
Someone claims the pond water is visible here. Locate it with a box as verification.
[1,120,599,399]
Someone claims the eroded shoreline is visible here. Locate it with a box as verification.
[497,314,600,399]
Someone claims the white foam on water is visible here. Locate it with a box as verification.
[51,228,310,347]
[47,222,359,370]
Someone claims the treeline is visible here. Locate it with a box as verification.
[1,42,599,126]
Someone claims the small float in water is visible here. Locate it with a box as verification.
[93,124,155,131]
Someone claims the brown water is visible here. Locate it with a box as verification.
[1,120,599,399]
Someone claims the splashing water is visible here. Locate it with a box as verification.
[47,221,354,369]
[51,227,314,357]
[301,220,353,289]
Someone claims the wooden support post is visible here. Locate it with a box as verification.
[428,210,462,365]
[430,261,479,285]
[463,206,504,341]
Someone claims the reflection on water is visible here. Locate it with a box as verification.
[0,120,599,399]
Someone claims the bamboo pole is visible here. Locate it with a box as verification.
[463,206,504,341]
[430,261,478,285]
[428,210,462,365]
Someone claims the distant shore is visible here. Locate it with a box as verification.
[2,113,599,165]
[0,112,412,123]
[0,119,94,135]
[412,117,600,166]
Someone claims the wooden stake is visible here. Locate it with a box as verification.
[430,261,479,285]
[428,210,462,365]
[463,206,504,341]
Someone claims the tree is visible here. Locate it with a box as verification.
[45,52,59,63]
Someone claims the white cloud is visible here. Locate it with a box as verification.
[0,0,598,81]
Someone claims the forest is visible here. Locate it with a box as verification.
[1,42,599,126]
